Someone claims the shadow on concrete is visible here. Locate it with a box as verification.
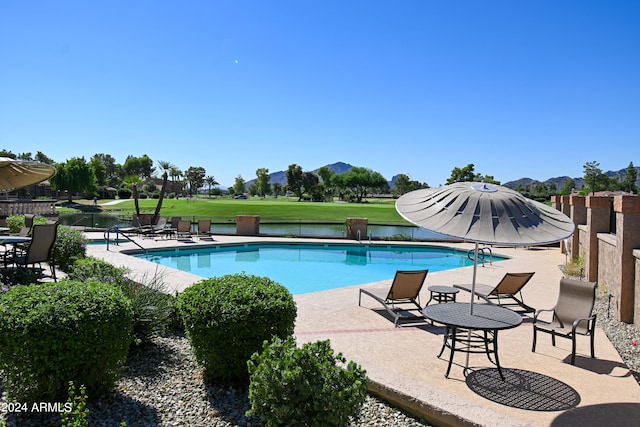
[551,403,640,427]
[466,368,580,411]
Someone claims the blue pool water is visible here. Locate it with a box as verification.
[134,243,498,294]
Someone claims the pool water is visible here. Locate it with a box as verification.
[135,243,495,294]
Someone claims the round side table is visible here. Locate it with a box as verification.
[426,285,459,306]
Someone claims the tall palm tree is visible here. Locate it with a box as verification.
[153,161,174,225]
[205,175,219,198]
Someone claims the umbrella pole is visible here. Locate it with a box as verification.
[470,242,479,315]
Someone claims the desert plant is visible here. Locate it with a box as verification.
[177,273,297,382]
[0,280,133,402]
[53,225,88,272]
[68,257,177,343]
[247,337,368,426]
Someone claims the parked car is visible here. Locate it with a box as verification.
[234,194,248,199]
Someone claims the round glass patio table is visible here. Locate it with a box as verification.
[422,302,522,380]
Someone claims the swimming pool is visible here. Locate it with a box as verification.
[133,243,501,294]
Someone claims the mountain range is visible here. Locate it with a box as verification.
[245,162,640,192]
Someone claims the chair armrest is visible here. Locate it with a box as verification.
[571,313,597,334]
[533,308,555,324]
[453,284,492,304]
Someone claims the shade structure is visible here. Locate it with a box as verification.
[396,182,575,316]
[395,182,575,247]
[0,157,56,191]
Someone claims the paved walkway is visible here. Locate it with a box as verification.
[86,234,640,427]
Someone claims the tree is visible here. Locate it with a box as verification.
[620,162,638,194]
[255,168,271,198]
[446,164,500,185]
[285,164,304,201]
[335,167,388,203]
[152,161,173,224]
[92,153,121,187]
[205,175,219,197]
[583,161,609,194]
[89,156,108,186]
[559,178,575,195]
[34,151,55,164]
[184,166,206,196]
[233,175,246,195]
[317,166,336,202]
[169,166,182,195]
[49,157,97,203]
[272,182,283,198]
[123,154,155,179]
[302,171,320,200]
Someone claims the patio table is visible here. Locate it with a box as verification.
[422,302,522,379]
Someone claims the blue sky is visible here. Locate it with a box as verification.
[1,1,638,188]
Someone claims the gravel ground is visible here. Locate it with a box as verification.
[2,291,638,427]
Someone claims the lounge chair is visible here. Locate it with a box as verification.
[454,272,536,313]
[197,219,214,240]
[358,269,429,327]
[9,221,59,281]
[532,278,597,364]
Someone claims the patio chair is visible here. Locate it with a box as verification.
[532,278,597,365]
[358,269,429,327]
[15,214,35,236]
[176,220,193,240]
[9,221,59,281]
[197,219,214,240]
[454,272,536,313]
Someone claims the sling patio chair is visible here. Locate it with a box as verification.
[8,221,59,281]
[197,219,214,240]
[454,272,536,313]
[358,269,429,327]
[532,278,597,365]
[176,220,193,240]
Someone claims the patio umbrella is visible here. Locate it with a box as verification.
[396,182,575,314]
[0,157,56,190]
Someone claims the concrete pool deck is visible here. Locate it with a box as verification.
[86,233,640,427]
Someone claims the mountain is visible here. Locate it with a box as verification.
[503,167,640,192]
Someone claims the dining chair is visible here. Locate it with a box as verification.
[9,221,59,281]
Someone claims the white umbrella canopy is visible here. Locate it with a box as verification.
[0,157,56,191]
[396,182,575,247]
[396,182,575,314]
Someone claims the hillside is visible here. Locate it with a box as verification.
[244,162,639,193]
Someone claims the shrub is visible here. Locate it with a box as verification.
[53,225,88,272]
[6,214,46,233]
[68,257,177,343]
[117,188,132,199]
[247,337,368,426]
[177,273,297,382]
[0,280,133,402]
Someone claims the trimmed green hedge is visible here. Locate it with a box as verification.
[177,273,297,382]
[0,280,133,402]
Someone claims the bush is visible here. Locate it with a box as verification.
[0,280,133,402]
[117,188,132,199]
[6,214,46,233]
[177,273,297,382]
[247,337,368,426]
[68,257,177,343]
[53,225,88,272]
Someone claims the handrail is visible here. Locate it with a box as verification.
[104,226,146,252]
[467,246,493,266]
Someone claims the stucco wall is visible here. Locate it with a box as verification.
[597,234,620,319]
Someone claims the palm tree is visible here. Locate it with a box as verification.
[170,167,182,195]
[153,161,174,225]
[205,175,219,198]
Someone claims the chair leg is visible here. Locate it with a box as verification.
[590,331,596,358]
[551,332,556,347]
[571,336,577,365]
[532,327,537,352]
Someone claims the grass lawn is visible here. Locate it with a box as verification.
[61,196,411,225]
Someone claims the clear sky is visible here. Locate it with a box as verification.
[1,1,638,188]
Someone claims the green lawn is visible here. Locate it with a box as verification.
[64,196,410,225]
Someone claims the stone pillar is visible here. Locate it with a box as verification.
[585,196,612,282]
[560,195,572,218]
[236,215,260,236]
[346,218,368,240]
[569,196,586,260]
[614,196,640,323]
[551,195,561,212]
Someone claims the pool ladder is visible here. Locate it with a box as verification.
[104,226,146,252]
[467,246,493,266]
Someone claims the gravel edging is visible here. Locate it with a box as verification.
[2,291,638,427]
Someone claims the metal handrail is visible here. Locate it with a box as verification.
[467,246,493,266]
[104,226,146,252]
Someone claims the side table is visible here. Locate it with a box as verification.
[425,285,459,306]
